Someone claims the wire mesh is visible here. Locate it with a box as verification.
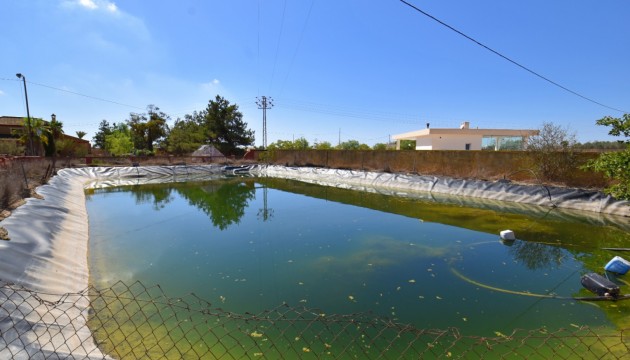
[1,279,630,359]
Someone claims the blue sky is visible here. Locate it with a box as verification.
[1,0,629,147]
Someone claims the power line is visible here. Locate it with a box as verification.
[26,80,145,110]
[277,0,315,98]
[269,0,288,91]
[399,0,627,114]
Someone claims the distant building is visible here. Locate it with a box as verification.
[0,116,91,155]
[392,122,539,151]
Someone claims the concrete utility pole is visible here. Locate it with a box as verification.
[256,96,273,149]
[16,73,34,156]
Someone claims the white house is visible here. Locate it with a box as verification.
[392,122,539,151]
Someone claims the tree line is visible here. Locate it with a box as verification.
[92,95,254,156]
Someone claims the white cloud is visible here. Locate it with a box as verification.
[201,79,221,91]
[106,3,118,13]
[0,89,5,96]
[65,0,119,14]
[78,0,97,10]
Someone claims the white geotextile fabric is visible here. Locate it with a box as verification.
[0,165,226,359]
[0,164,627,358]
[252,165,630,218]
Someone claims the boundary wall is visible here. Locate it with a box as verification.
[263,150,607,188]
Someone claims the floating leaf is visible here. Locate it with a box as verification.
[250,331,263,338]
[302,347,311,353]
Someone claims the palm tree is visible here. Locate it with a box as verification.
[13,117,50,156]
[76,131,87,139]
[48,115,64,157]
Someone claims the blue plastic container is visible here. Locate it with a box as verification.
[604,256,630,275]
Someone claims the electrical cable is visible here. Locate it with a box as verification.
[399,0,628,114]
[25,80,145,110]
[450,265,630,302]
[277,0,314,99]
[448,246,630,303]
[269,0,288,91]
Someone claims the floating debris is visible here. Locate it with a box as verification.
[250,331,263,338]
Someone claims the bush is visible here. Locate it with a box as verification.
[0,141,25,155]
[527,122,577,182]
[584,146,630,200]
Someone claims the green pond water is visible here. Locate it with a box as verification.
[86,176,630,359]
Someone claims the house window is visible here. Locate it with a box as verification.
[465,143,471,150]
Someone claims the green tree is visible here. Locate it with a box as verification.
[267,139,295,150]
[75,131,87,139]
[596,114,630,138]
[373,143,388,150]
[127,105,170,154]
[293,137,310,150]
[92,120,113,149]
[313,141,333,150]
[584,114,630,200]
[267,137,310,150]
[201,95,254,155]
[337,140,362,150]
[105,124,134,156]
[575,140,626,150]
[165,117,206,155]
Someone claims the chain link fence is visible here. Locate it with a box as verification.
[1,279,629,359]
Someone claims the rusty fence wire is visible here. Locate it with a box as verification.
[1,279,629,359]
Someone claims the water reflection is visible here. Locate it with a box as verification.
[131,185,174,210]
[508,241,565,270]
[176,180,255,230]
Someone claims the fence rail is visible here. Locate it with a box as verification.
[1,280,629,359]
